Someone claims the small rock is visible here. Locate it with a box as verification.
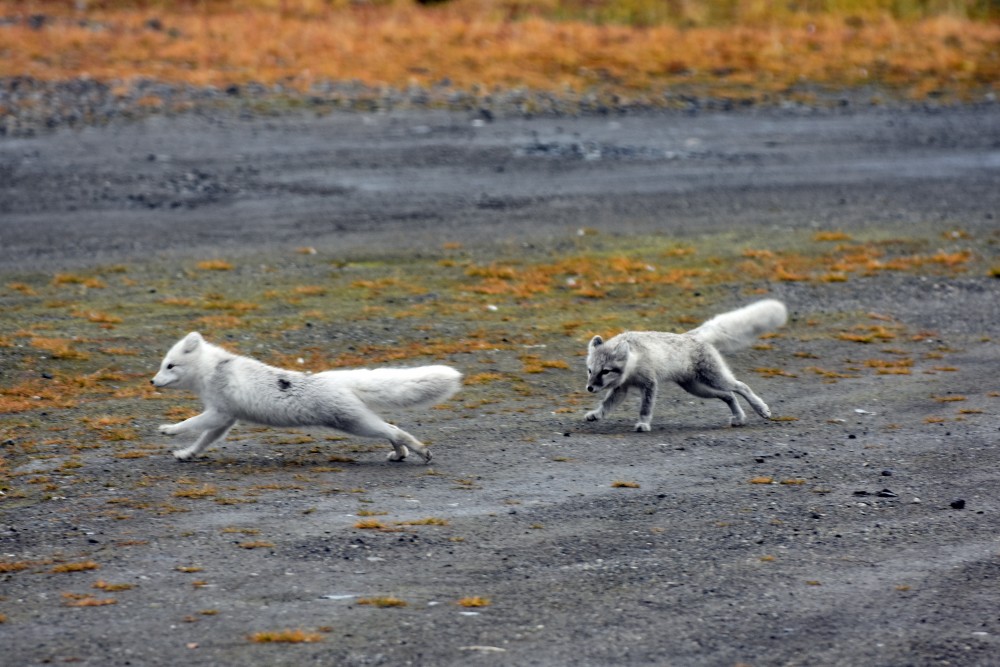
[881,469,893,476]
[950,498,966,510]
[876,489,898,498]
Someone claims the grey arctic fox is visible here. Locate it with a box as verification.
[584,299,787,432]
[151,332,462,463]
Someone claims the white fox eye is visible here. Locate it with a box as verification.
[166,363,176,370]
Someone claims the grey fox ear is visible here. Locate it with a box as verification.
[182,332,203,353]
[589,335,603,349]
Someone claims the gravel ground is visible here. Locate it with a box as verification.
[1,92,999,666]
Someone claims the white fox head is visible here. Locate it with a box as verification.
[151,332,205,390]
[586,335,629,393]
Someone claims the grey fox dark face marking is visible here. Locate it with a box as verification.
[587,366,622,393]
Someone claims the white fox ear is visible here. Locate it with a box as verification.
[182,332,203,353]
[589,335,603,349]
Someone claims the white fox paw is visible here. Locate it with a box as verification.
[585,411,601,422]
[634,422,651,432]
[159,424,179,436]
[730,416,747,427]
[172,447,196,461]
[760,407,772,419]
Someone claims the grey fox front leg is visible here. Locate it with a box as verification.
[634,379,658,432]
[585,385,628,422]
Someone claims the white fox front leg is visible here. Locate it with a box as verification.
[585,386,628,422]
[172,419,236,461]
[634,381,657,432]
[160,410,232,436]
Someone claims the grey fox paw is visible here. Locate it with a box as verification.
[585,411,601,422]
[634,422,651,432]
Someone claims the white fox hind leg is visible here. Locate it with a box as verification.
[733,381,771,419]
[585,386,628,422]
[338,410,433,464]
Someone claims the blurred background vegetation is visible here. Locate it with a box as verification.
[1,0,997,105]
[48,0,1000,24]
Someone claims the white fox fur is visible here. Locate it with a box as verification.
[151,332,462,463]
[584,299,787,431]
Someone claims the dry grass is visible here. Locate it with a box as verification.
[0,1,996,104]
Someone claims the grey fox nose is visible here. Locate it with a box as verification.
[587,385,595,393]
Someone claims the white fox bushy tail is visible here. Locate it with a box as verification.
[346,366,463,410]
[689,299,788,353]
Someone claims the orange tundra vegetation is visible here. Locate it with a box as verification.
[0,1,997,103]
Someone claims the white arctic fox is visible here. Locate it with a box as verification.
[151,332,462,463]
[584,299,787,432]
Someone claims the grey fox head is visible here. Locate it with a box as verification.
[151,332,204,390]
[586,335,629,393]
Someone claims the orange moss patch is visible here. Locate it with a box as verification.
[248,629,324,644]
[52,561,100,573]
[238,541,276,549]
[611,480,640,488]
[64,594,117,608]
[397,517,449,526]
[457,596,491,608]
[357,596,408,608]
[93,580,135,591]
[30,336,90,360]
[196,259,234,271]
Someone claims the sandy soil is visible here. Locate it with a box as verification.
[1,104,999,666]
